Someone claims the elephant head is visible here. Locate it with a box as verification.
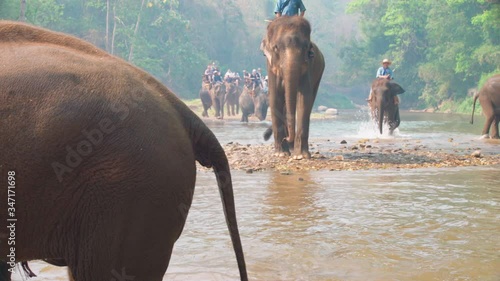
[369,79,405,135]
[253,93,269,121]
[260,16,325,159]
[211,82,226,119]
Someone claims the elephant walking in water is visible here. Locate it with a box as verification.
[225,81,240,116]
[0,21,247,281]
[260,16,325,159]
[368,79,405,135]
[239,86,269,123]
[471,74,500,139]
[210,82,226,119]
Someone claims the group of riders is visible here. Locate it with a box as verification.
[203,63,268,93]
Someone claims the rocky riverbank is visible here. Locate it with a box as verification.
[200,138,500,172]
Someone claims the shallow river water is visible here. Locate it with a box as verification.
[12,111,500,280]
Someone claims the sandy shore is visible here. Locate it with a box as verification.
[190,107,499,172]
[198,138,500,172]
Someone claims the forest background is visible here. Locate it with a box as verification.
[1,0,499,112]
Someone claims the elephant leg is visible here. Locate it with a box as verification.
[294,85,314,159]
[220,97,225,119]
[492,115,500,139]
[270,92,289,156]
[482,114,494,137]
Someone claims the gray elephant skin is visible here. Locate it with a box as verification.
[261,16,325,159]
[210,82,226,119]
[471,74,500,139]
[368,79,405,135]
[0,21,247,281]
[239,86,269,122]
[225,81,241,116]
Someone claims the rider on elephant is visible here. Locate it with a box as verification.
[251,69,263,91]
[204,65,213,83]
[213,71,223,84]
[367,59,400,105]
[274,0,306,17]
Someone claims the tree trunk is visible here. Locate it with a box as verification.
[105,0,110,52]
[111,0,117,55]
[128,0,146,62]
[19,0,26,22]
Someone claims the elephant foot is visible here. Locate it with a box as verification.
[480,134,490,139]
[293,151,311,160]
[275,151,290,157]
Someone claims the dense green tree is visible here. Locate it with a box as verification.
[340,0,499,110]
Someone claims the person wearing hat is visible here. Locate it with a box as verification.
[377,59,394,79]
[367,59,399,104]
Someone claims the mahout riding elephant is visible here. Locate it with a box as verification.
[260,16,325,159]
[0,21,247,281]
[200,87,212,117]
[239,86,269,122]
[470,74,500,139]
[225,81,240,116]
[368,78,405,135]
[210,82,226,119]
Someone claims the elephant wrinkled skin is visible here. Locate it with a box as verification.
[261,16,325,159]
[0,21,247,281]
[368,79,405,135]
[471,74,500,139]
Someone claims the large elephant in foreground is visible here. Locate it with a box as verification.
[368,78,405,135]
[470,74,500,139]
[0,21,247,281]
[239,86,269,122]
[260,16,325,159]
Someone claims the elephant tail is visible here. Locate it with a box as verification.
[263,126,273,141]
[470,91,479,124]
[189,118,248,281]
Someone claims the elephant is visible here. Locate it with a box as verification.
[210,82,226,119]
[239,86,269,123]
[0,21,247,281]
[470,74,500,139]
[200,87,212,117]
[260,16,325,159]
[225,81,240,116]
[368,78,405,135]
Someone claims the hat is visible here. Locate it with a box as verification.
[382,59,392,65]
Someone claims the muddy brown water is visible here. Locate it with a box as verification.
[11,111,500,280]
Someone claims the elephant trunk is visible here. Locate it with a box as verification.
[470,91,479,124]
[283,57,301,144]
[378,98,385,135]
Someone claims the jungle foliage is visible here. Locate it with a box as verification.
[339,0,500,110]
[0,0,276,98]
[1,0,498,110]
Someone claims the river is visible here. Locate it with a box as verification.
[11,111,500,280]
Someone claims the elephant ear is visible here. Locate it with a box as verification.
[390,82,405,95]
[260,39,273,65]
